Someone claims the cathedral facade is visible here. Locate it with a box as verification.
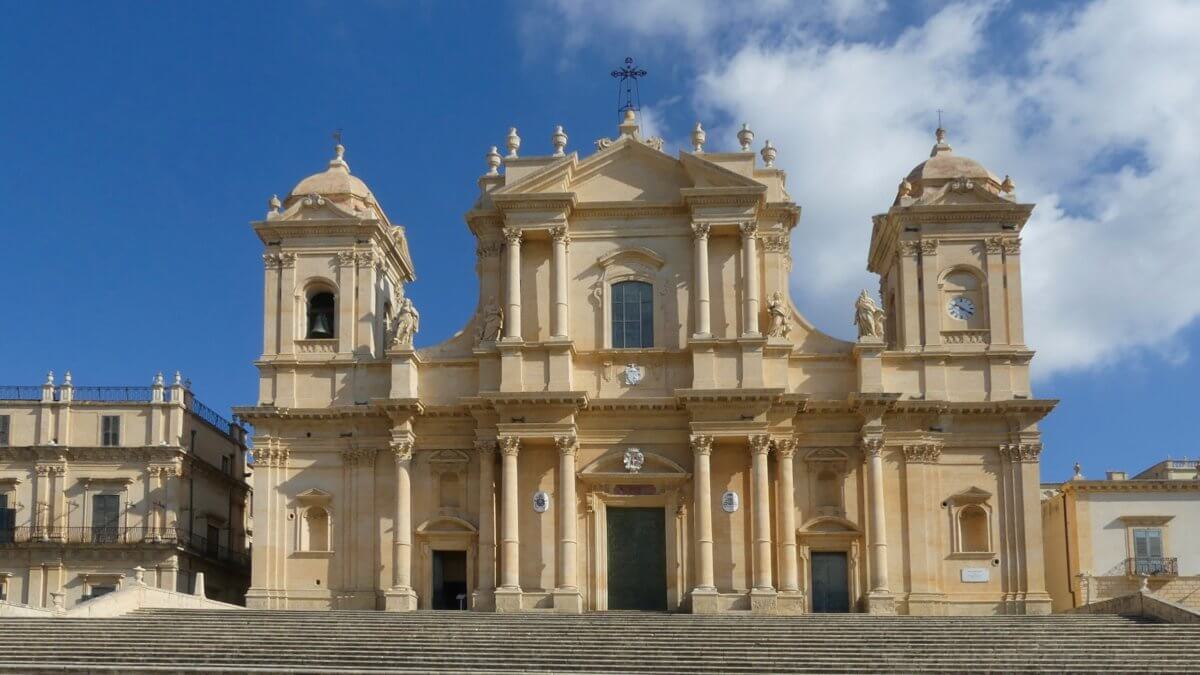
[238,110,1053,615]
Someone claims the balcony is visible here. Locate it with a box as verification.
[0,526,249,568]
[1125,556,1179,577]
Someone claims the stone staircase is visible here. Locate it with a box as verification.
[0,609,1197,673]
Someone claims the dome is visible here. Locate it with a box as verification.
[904,128,1000,187]
[288,144,375,204]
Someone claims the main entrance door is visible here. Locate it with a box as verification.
[811,551,850,613]
[431,550,467,610]
[606,507,667,611]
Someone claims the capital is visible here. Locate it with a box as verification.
[749,434,771,456]
[861,436,885,458]
[902,442,942,464]
[691,223,710,240]
[739,221,759,238]
[554,435,577,457]
[499,436,520,457]
[502,227,523,245]
[390,440,414,463]
[773,438,797,459]
[473,439,497,456]
[690,434,714,456]
[1000,442,1041,463]
[549,225,570,246]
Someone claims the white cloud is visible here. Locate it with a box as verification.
[526,0,1200,378]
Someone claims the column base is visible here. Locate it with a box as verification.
[865,591,896,615]
[776,591,806,615]
[1021,592,1053,615]
[690,587,720,614]
[552,588,583,613]
[383,586,418,612]
[471,588,495,612]
[494,586,523,613]
[749,588,778,614]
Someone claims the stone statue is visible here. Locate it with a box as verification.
[854,290,886,339]
[476,297,503,344]
[391,298,420,348]
[766,291,791,338]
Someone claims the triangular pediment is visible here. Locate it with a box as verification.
[679,152,769,190]
[570,138,691,203]
[580,448,688,477]
[914,179,1015,207]
[274,195,366,222]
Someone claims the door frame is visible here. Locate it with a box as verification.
[796,515,864,613]
[584,491,686,611]
[809,550,852,613]
[415,516,477,610]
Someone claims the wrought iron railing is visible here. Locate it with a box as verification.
[186,392,235,435]
[0,526,178,545]
[1126,556,1178,577]
[72,387,155,402]
[0,386,47,401]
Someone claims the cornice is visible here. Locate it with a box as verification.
[585,397,684,412]
[232,405,385,421]
[1061,480,1200,494]
[480,391,589,408]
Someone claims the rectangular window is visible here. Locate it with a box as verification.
[88,585,116,600]
[0,415,9,446]
[0,494,13,544]
[100,416,120,447]
[1133,528,1166,574]
[91,494,120,543]
[611,281,654,349]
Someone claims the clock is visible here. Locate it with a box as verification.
[947,296,976,320]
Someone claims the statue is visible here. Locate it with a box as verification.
[476,297,503,344]
[766,291,791,338]
[391,298,420,348]
[854,290,886,339]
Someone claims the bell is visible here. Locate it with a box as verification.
[308,313,333,338]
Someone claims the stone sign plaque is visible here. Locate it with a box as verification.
[721,491,739,513]
[961,567,989,583]
[532,491,550,513]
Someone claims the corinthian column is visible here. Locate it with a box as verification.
[774,438,802,613]
[474,440,496,610]
[740,222,761,336]
[749,434,777,612]
[385,438,417,611]
[690,434,718,613]
[550,227,570,339]
[495,436,523,612]
[863,435,894,613]
[553,435,582,612]
[692,224,711,337]
[502,228,523,341]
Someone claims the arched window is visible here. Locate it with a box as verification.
[611,280,653,348]
[305,506,330,552]
[307,292,335,339]
[958,505,989,553]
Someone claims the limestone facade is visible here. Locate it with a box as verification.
[239,111,1053,614]
[1042,460,1200,611]
[0,373,251,607]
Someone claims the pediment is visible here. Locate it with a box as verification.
[580,449,688,478]
[914,179,1014,207]
[596,246,665,271]
[679,152,769,189]
[799,515,861,534]
[274,194,367,222]
[946,486,992,506]
[427,449,470,465]
[296,488,333,506]
[571,139,691,203]
[416,516,477,534]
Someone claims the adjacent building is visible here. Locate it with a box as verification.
[1042,459,1200,611]
[0,373,252,607]
[238,109,1054,615]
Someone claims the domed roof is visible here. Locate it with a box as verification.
[905,128,1000,186]
[288,144,375,203]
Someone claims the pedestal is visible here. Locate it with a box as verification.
[552,588,583,613]
[690,587,720,614]
[749,588,778,614]
[865,591,896,615]
[384,587,418,612]
[494,587,523,613]
[470,588,495,612]
[776,591,806,615]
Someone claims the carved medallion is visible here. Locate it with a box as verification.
[623,448,645,473]
[622,363,643,386]
[532,491,550,513]
[721,491,740,513]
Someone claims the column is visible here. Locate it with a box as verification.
[690,434,718,613]
[553,435,582,612]
[863,435,894,613]
[495,436,522,612]
[748,434,776,611]
[262,253,281,355]
[502,228,523,341]
[919,239,941,346]
[278,253,297,355]
[897,243,921,348]
[386,439,417,611]
[775,439,802,612]
[740,222,761,336]
[474,440,496,610]
[1015,443,1051,614]
[691,224,711,337]
[550,227,570,339]
[164,465,181,538]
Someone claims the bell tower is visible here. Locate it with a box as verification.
[253,142,416,408]
[867,127,1034,400]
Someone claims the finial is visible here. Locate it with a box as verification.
[691,123,706,153]
[174,371,182,386]
[268,195,281,214]
[154,372,164,386]
[45,370,54,385]
[1073,462,1083,480]
[935,127,946,144]
[930,123,952,157]
[63,371,72,385]
[760,140,776,168]
[897,178,912,198]
[737,123,754,151]
[485,146,502,176]
[1001,175,1015,193]
[551,125,568,157]
[506,128,521,159]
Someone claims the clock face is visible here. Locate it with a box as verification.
[947,296,976,320]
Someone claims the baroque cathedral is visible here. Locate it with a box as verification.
[237,108,1053,615]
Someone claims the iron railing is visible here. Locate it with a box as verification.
[0,526,250,567]
[186,392,235,435]
[72,387,155,402]
[1126,557,1178,577]
[0,386,48,401]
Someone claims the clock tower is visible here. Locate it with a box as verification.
[867,127,1034,401]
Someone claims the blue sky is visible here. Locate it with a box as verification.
[2,1,1197,482]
